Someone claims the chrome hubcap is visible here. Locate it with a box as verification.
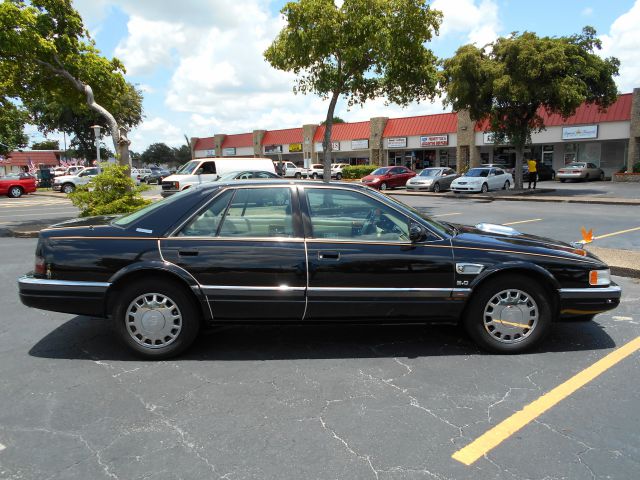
[483,289,538,344]
[125,293,182,349]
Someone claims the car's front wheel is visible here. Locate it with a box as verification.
[481,183,489,193]
[599,172,605,181]
[114,279,201,359]
[336,173,342,180]
[379,182,388,191]
[62,183,75,194]
[503,180,510,190]
[463,274,552,353]
[560,179,566,183]
[311,173,318,179]
[8,186,23,198]
[433,182,441,193]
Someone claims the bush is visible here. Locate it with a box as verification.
[633,162,640,173]
[341,165,379,179]
[69,163,151,217]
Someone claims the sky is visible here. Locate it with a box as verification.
[26,0,640,153]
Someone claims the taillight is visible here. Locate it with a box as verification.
[35,256,45,275]
[174,181,180,189]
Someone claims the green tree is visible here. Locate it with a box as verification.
[265,0,442,181]
[320,116,345,125]
[172,144,191,165]
[0,0,143,166]
[31,139,59,150]
[0,100,28,155]
[141,142,175,166]
[441,27,619,189]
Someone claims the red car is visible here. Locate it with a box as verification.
[0,173,37,198]
[360,166,416,190]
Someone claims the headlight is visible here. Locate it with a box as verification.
[372,178,380,183]
[589,269,611,286]
[422,179,434,185]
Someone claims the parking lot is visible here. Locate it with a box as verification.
[1,184,639,479]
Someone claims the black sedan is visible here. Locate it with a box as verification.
[19,180,621,358]
[523,163,556,181]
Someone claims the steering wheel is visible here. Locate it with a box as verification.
[361,208,379,235]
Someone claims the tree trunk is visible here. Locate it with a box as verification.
[514,146,524,190]
[322,91,340,183]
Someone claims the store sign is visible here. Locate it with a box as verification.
[562,125,598,140]
[264,145,283,154]
[289,143,302,152]
[222,147,236,156]
[205,149,216,157]
[351,139,369,150]
[420,135,448,147]
[315,141,340,151]
[482,132,510,145]
[387,137,407,148]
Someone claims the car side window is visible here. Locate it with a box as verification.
[588,163,597,169]
[218,187,294,238]
[178,190,234,237]
[200,162,216,174]
[306,188,410,242]
[495,169,504,175]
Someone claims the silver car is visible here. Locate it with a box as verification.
[557,162,605,182]
[406,167,459,192]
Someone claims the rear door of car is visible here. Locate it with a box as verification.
[300,186,456,321]
[160,185,307,321]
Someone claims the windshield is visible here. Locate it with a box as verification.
[567,163,586,168]
[466,168,490,177]
[175,160,200,175]
[419,169,440,177]
[371,167,391,175]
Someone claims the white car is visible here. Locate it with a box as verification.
[331,163,349,180]
[52,167,100,193]
[276,161,307,178]
[450,167,513,193]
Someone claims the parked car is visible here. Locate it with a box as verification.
[18,180,621,359]
[523,163,555,181]
[557,162,605,182]
[52,167,100,193]
[216,170,280,181]
[275,161,307,178]
[360,166,416,190]
[0,173,37,198]
[161,157,276,197]
[146,167,170,184]
[451,167,513,193]
[53,165,84,177]
[406,167,459,192]
[307,163,325,179]
[331,163,350,180]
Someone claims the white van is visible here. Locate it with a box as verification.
[160,157,276,197]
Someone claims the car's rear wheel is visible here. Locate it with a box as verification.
[114,279,201,359]
[336,173,342,180]
[311,173,318,179]
[62,183,75,194]
[433,182,441,193]
[585,173,590,181]
[295,172,301,179]
[463,274,552,353]
[599,172,605,181]
[560,179,566,183]
[380,182,388,191]
[481,183,489,193]
[8,186,23,198]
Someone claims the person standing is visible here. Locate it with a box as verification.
[527,158,538,189]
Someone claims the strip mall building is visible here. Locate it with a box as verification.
[192,89,640,178]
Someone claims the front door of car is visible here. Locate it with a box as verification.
[301,187,456,321]
[160,186,307,321]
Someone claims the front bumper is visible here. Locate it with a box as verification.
[161,189,179,198]
[558,284,621,317]
[406,183,433,191]
[451,185,481,192]
[18,275,110,317]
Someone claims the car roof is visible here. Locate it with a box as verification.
[192,178,373,192]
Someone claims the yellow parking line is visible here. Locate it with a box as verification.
[433,213,462,218]
[452,336,640,466]
[502,218,543,226]
[592,226,640,241]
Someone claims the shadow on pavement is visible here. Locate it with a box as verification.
[29,315,616,362]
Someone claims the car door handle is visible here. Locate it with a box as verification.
[318,251,340,261]
[178,249,199,257]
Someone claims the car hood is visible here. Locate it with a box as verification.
[54,174,79,182]
[47,215,119,229]
[361,174,385,181]
[451,222,603,265]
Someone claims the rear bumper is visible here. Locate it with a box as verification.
[18,275,109,317]
[558,284,621,317]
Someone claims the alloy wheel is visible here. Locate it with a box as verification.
[125,293,183,349]
[483,289,538,344]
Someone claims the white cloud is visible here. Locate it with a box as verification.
[581,7,594,16]
[129,117,185,150]
[600,0,640,93]
[432,0,500,46]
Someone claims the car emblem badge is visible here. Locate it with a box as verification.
[46,266,52,279]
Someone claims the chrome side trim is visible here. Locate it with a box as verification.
[200,285,306,297]
[558,285,622,299]
[307,287,470,298]
[18,276,110,293]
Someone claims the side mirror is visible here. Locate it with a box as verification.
[195,168,204,175]
[409,223,427,243]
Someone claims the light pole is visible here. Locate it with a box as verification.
[90,125,102,164]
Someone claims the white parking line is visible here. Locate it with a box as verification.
[503,218,543,226]
[0,442,5,452]
[433,212,462,217]
[0,209,78,219]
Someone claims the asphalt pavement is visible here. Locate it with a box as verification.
[1,238,639,480]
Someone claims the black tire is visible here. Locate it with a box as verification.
[503,180,510,190]
[62,183,75,194]
[311,173,318,179]
[481,183,489,193]
[113,278,201,359]
[565,314,595,322]
[585,173,590,181]
[560,179,566,183]
[336,173,342,180]
[551,172,556,180]
[599,172,605,181]
[433,182,441,193]
[380,182,388,191]
[8,186,23,198]
[463,274,553,353]
[295,172,302,179]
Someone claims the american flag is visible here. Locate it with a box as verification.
[0,155,7,164]
[27,158,37,175]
